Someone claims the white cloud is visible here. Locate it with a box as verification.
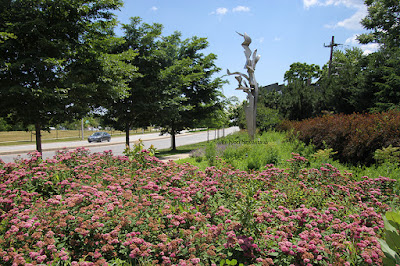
[324,5,367,30]
[361,43,380,55]
[324,0,364,8]
[304,0,364,9]
[273,37,281,42]
[336,6,366,30]
[232,6,250,12]
[150,6,158,11]
[304,0,367,30]
[304,0,320,9]
[345,34,380,55]
[211,7,228,15]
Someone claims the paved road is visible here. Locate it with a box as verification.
[0,127,239,163]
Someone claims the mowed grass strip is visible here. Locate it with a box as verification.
[0,128,161,146]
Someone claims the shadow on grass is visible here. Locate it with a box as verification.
[155,141,209,158]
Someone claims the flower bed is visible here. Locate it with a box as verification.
[0,148,398,265]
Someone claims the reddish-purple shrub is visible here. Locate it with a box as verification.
[280,111,400,165]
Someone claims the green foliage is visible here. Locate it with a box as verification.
[0,0,128,152]
[256,104,282,132]
[155,32,225,150]
[219,258,244,266]
[284,62,322,84]
[205,142,217,166]
[0,117,11,131]
[312,148,338,164]
[280,80,324,121]
[123,139,157,166]
[198,131,312,171]
[230,101,247,129]
[364,47,400,112]
[321,47,365,114]
[104,17,163,146]
[374,145,400,165]
[358,0,400,48]
[378,210,400,265]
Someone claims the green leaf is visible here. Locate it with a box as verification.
[383,215,397,232]
[378,239,400,264]
[386,229,400,253]
[226,259,237,265]
[386,211,400,231]
[219,259,225,266]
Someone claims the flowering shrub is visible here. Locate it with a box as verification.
[280,111,400,165]
[0,148,399,265]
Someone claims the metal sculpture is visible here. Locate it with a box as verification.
[227,32,261,139]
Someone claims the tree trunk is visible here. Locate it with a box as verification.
[171,132,176,151]
[125,122,130,147]
[35,123,42,155]
[171,123,176,151]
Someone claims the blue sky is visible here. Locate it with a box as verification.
[115,0,378,101]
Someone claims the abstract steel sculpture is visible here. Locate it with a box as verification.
[227,32,261,139]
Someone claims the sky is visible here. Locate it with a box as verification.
[114,0,379,101]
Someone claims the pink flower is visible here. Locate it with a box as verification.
[280,246,289,253]
[191,258,200,264]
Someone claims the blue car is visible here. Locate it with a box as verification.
[88,132,111,143]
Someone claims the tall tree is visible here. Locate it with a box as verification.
[357,0,400,112]
[103,17,163,147]
[321,47,365,114]
[0,0,132,153]
[362,47,400,112]
[358,0,400,48]
[284,62,321,85]
[281,62,323,120]
[157,32,224,150]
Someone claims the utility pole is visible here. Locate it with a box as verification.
[324,36,340,77]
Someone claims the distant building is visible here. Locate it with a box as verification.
[259,83,284,94]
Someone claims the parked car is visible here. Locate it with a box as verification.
[88,132,111,143]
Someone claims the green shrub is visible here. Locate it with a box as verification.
[374,145,400,165]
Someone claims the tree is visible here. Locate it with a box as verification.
[356,0,400,112]
[284,62,321,85]
[256,103,282,132]
[321,47,365,114]
[281,63,323,120]
[361,47,400,112]
[257,89,283,131]
[0,0,133,153]
[358,0,400,48]
[156,32,225,150]
[103,17,163,147]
